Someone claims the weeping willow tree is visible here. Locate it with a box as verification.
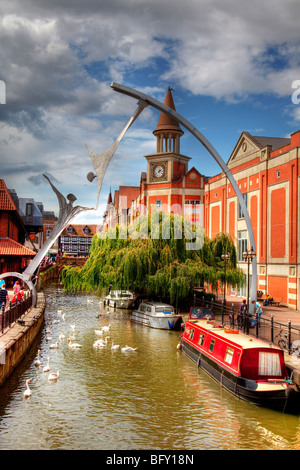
[61,212,244,307]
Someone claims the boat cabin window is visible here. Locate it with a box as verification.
[209,339,215,353]
[258,352,282,376]
[189,328,195,340]
[156,307,174,313]
[198,333,205,346]
[224,347,234,365]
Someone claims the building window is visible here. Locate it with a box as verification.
[238,193,247,218]
[155,200,161,208]
[26,203,33,216]
[277,170,280,178]
[83,226,90,234]
[68,225,74,234]
[238,230,248,262]
[46,228,51,237]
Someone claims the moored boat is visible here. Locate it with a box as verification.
[178,311,300,413]
[131,300,183,330]
[103,290,136,309]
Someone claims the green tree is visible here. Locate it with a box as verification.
[60,212,244,306]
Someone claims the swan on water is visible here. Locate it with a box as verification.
[57,310,62,314]
[24,379,32,398]
[59,330,65,340]
[68,338,82,349]
[121,346,137,352]
[102,324,110,332]
[43,357,51,372]
[70,322,76,331]
[48,371,59,382]
[94,329,103,335]
[93,337,109,348]
[111,340,119,350]
[34,350,41,367]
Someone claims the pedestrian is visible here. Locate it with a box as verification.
[0,278,5,288]
[0,283,9,310]
[13,280,21,294]
[251,299,263,327]
[238,299,247,328]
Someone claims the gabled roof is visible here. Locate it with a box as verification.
[0,179,19,211]
[0,238,36,256]
[61,224,98,237]
[227,131,291,168]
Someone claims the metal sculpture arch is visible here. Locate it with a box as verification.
[111,82,257,312]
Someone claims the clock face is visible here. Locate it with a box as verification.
[154,165,164,178]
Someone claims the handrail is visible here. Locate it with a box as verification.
[0,292,32,334]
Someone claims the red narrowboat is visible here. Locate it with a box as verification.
[178,310,300,414]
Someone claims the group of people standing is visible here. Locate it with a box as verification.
[237,298,263,329]
[0,280,25,311]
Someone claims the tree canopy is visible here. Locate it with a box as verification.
[60,212,244,307]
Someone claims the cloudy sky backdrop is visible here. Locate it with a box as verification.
[1,0,300,224]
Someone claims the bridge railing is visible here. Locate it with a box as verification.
[0,292,32,334]
[194,295,300,356]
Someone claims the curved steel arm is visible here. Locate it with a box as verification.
[111,82,257,311]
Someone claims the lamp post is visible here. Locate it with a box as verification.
[242,247,256,332]
[221,252,231,305]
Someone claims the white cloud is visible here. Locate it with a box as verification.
[1,0,300,222]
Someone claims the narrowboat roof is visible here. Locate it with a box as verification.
[187,319,282,352]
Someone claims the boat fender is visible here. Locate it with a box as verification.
[177,343,181,350]
[197,357,201,367]
[224,328,239,334]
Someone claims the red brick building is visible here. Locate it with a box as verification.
[0,179,35,280]
[205,130,300,308]
[105,88,206,229]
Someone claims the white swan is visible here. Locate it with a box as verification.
[102,324,110,332]
[48,371,59,381]
[49,341,58,349]
[43,357,51,372]
[62,313,66,321]
[93,337,109,348]
[94,329,103,335]
[34,350,41,367]
[70,322,76,331]
[121,345,137,352]
[111,340,119,350]
[24,379,32,398]
[59,330,65,340]
[57,309,63,314]
[68,338,82,349]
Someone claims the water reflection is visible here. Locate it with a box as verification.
[0,284,299,450]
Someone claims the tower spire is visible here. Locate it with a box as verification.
[153,87,183,154]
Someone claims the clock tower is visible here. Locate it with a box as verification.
[145,87,190,184]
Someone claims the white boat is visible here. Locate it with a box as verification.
[131,301,183,330]
[103,290,136,309]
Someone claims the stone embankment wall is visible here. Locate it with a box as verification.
[0,291,45,387]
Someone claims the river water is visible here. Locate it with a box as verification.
[0,284,299,450]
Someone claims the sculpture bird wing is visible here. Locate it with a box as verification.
[86,100,147,209]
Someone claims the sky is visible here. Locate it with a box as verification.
[1,0,300,225]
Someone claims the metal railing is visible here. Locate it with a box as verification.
[194,295,300,356]
[0,292,32,334]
